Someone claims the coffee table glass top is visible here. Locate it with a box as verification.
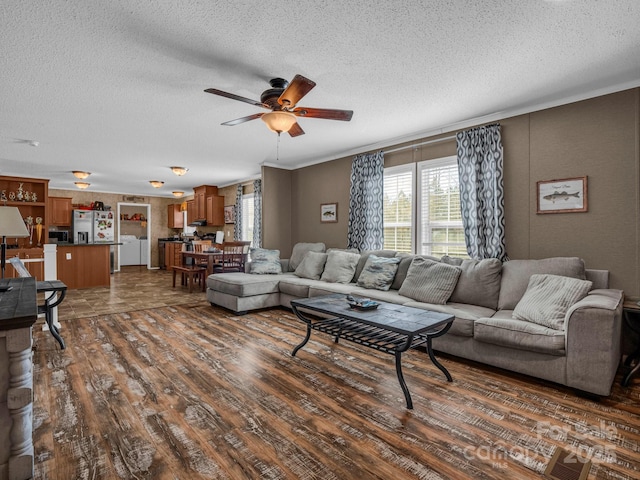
[291,294,453,335]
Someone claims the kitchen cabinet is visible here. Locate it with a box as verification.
[167,204,184,229]
[164,242,184,270]
[49,196,73,226]
[0,175,49,248]
[3,248,44,280]
[55,244,111,289]
[186,200,195,225]
[193,185,218,220]
[206,195,224,225]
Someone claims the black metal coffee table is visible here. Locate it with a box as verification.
[290,294,454,409]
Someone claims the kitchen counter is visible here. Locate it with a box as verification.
[54,242,122,246]
[55,243,112,289]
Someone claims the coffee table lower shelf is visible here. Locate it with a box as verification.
[290,297,454,409]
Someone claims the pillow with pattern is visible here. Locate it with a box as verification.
[357,255,401,291]
[249,248,283,274]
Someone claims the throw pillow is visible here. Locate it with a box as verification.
[294,251,328,280]
[445,258,503,310]
[398,257,461,304]
[288,242,326,271]
[249,248,283,275]
[320,250,361,283]
[513,274,592,330]
[357,255,401,291]
[353,250,397,281]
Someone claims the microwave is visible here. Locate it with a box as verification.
[48,231,69,243]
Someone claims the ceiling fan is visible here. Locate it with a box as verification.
[204,74,353,137]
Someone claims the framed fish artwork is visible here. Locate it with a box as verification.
[320,203,338,222]
[536,176,588,214]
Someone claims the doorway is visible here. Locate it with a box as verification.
[116,202,151,271]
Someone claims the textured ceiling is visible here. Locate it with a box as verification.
[1,0,639,197]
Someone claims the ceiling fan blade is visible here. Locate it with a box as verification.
[221,113,264,126]
[278,75,316,107]
[288,122,305,137]
[292,107,353,121]
[204,88,269,108]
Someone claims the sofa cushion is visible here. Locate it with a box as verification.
[354,250,397,281]
[321,250,361,283]
[249,248,283,274]
[278,276,321,297]
[288,242,326,271]
[207,272,294,297]
[294,251,328,280]
[498,257,586,310]
[513,274,592,330]
[474,316,566,355]
[404,301,495,337]
[358,288,413,305]
[356,255,401,291]
[309,283,362,297]
[442,257,502,310]
[398,257,461,305]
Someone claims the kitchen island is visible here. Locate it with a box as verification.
[54,243,117,289]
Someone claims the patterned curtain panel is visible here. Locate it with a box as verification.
[456,124,508,261]
[234,184,243,241]
[253,179,262,248]
[347,151,384,251]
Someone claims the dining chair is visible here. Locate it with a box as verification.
[192,240,213,253]
[213,242,246,273]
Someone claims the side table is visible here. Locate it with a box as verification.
[621,297,640,387]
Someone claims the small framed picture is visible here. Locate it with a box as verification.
[537,176,588,214]
[320,203,338,223]
[224,205,236,224]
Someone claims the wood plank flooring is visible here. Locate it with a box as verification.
[32,295,640,479]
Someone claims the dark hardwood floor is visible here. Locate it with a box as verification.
[32,268,640,479]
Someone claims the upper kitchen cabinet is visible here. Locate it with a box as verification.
[186,199,195,225]
[167,203,184,229]
[206,195,224,226]
[49,196,73,226]
[193,185,217,220]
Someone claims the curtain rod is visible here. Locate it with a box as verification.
[384,134,457,155]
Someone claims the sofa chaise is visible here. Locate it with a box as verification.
[206,243,623,396]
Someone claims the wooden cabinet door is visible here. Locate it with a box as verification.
[49,197,72,226]
[186,200,195,225]
[167,204,184,229]
[206,195,224,226]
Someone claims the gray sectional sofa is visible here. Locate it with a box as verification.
[206,243,623,396]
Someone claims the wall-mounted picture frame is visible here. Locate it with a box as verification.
[537,176,588,214]
[224,205,236,224]
[320,203,338,223]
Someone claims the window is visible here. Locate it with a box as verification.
[417,157,466,257]
[383,165,413,253]
[241,193,254,244]
[383,156,467,258]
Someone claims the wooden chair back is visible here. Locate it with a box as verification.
[214,241,246,273]
[192,240,213,253]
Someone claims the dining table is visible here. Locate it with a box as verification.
[181,251,223,276]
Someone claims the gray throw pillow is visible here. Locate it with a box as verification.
[288,242,326,271]
[249,248,282,274]
[398,257,461,304]
[513,274,592,330]
[320,250,361,283]
[294,251,328,280]
[357,255,401,291]
[444,257,502,310]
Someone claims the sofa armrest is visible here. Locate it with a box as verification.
[564,289,623,395]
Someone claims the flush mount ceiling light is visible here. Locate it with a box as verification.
[72,171,91,179]
[261,111,297,134]
[172,191,184,197]
[149,180,164,188]
[74,182,90,189]
[170,166,188,176]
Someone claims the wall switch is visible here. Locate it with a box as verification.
[66,253,72,260]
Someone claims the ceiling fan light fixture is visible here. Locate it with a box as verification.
[149,180,164,188]
[74,182,90,189]
[261,111,297,134]
[170,166,188,176]
[172,191,184,197]
[72,171,91,179]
